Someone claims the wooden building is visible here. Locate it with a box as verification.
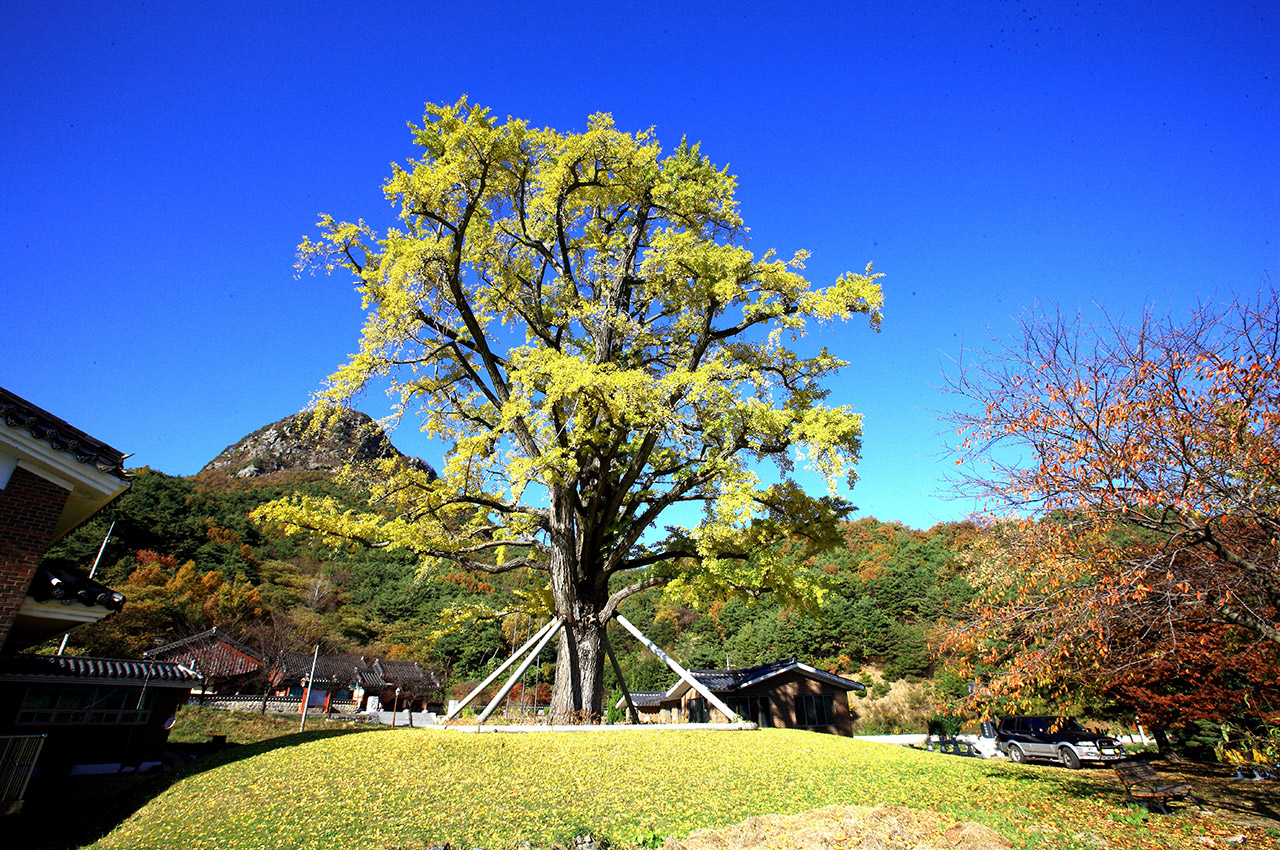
[0,654,199,775]
[613,690,667,722]
[658,657,866,735]
[367,658,442,711]
[142,627,264,695]
[271,652,442,712]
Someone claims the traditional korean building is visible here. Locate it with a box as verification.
[658,657,866,735]
[367,658,442,711]
[142,627,264,695]
[270,652,442,712]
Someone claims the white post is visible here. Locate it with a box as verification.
[87,521,115,580]
[613,614,741,723]
[299,645,319,733]
[443,618,558,722]
[58,521,115,656]
[477,619,564,724]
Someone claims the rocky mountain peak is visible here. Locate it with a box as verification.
[198,409,432,481]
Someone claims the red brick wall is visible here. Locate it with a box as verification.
[0,465,71,648]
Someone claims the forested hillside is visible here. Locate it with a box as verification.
[39,413,1277,748]
[39,436,976,732]
[40,468,1280,746]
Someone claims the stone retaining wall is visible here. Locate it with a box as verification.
[193,695,360,715]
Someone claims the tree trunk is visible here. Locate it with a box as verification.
[1151,726,1179,761]
[546,489,608,723]
[548,612,607,723]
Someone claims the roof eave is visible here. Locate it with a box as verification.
[737,661,865,692]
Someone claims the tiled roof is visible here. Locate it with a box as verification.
[0,654,201,685]
[0,387,128,480]
[373,658,439,688]
[626,690,666,707]
[688,658,801,691]
[26,564,125,611]
[356,668,385,687]
[667,657,866,699]
[142,628,263,677]
[279,652,369,685]
[275,652,442,691]
[143,627,260,662]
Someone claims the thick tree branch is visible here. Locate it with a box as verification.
[599,576,668,623]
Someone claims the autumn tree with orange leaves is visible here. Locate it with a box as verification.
[942,286,1280,740]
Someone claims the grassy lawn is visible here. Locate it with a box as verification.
[77,726,1280,850]
[167,703,368,744]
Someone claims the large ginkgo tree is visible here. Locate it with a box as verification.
[256,99,882,721]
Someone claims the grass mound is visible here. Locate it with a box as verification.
[671,804,1010,850]
[89,729,1280,850]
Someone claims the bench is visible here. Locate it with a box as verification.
[1113,761,1199,814]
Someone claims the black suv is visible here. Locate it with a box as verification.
[989,716,1127,769]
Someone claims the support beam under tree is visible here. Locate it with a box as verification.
[601,630,639,724]
[477,618,564,724]
[298,645,319,733]
[613,614,742,723]
[443,617,558,722]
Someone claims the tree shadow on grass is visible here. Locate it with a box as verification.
[983,765,1117,803]
[1163,762,1280,827]
[987,762,1280,827]
[8,725,387,850]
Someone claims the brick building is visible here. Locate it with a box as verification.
[0,388,131,651]
[0,387,198,791]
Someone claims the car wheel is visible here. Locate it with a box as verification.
[1008,744,1026,764]
[1059,747,1082,770]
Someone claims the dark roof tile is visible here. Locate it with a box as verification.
[0,387,128,479]
[629,691,666,707]
[673,657,866,697]
[26,564,125,611]
[0,654,201,685]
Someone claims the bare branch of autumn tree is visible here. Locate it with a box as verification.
[940,284,1280,723]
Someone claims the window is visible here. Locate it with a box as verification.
[687,697,710,723]
[17,686,156,726]
[728,695,773,727]
[796,693,835,727]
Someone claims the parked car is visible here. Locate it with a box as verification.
[990,716,1127,769]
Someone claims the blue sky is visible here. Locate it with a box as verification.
[1,1,1275,529]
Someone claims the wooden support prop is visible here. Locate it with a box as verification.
[602,630,639,724]
[444,617,558,722]
[477,618,564,724]
[613,614,741,723]
[299,644,319,733]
